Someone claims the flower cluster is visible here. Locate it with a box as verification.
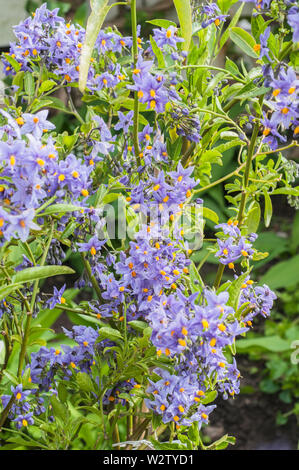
[2,4,85,84]
[152,25,184,51]
[146,369,216,427]
[200,2,229,29]
[240,1,299,150]
[261,65,299,150]
[129,54,177,114]
[26,326,101,391]
[145,288,249,426]
[1,384,45,429]
[238,279,277,325]
[0,325,120,427]
[2,2,188,122]
[215,221,256,269]
[0,109,93,243]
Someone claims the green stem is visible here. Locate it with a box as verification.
[54,304,104,322]
[198,433,206,450]
[35,195,57,214]
[80,254,103,302]
[138,423,167,450]
[23,241,36,266]
[190,107,247,139]
[68,92,85,125]
[237,118,260,224]
[131,0,140,159]
[17,221,54,378]
[113,424,121,450]
[214,264,225,290]
[26,63,43,112]
[255,141,299,157]
[194,164,243,195]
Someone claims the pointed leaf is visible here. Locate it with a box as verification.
[11,265,75,284]
[173,0,192,51]
[79,0,111,92]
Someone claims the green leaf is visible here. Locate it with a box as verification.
[201,149,222,165]
[203,207,219,224]
[50,396,69,423]
[21,367,32,387]
[236,335,291,353]
[279,390,292,404]
[219,3,244,50]
[30,96,71,114]
[0,284,24,302]
[43,96,70,113]
[276,412,288,426]
[260,378,280,394]
[246,201,261,233]
[208,434,236,450]
[188,422,199,447]
[11,265,75,284]
[151,438,187,450]
[39,79,56,94]
[58,383,68,403]
[230,27,258,58]
[173,0,192,51]
[38,203,82,216]
[189,260,204,292]
[215,140,244,154]
[263,189,272,227]
[7,436,48,449]
[218,0,238,13]
[236,85,270,101]
[272,187,299,196]
[3,53,21,72]
[146,19,177,29]
[225,57,240,76]
[12,71,25,91]
[151,413,162,430]
[202,390,217,404]
[227,270,250,311]
[251,12,264,41]
[101,193,121,205]
[149,35,165,68]
[30,99,53,113]
[24,72,35,99]
[260,254,299,289]
[76,372,95,393]
[98,326,123,343]
[128,320,148,332]
[3,369,19,385]
[252,250,268,261]
[79,0,112,92]
[32,306,65,329]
